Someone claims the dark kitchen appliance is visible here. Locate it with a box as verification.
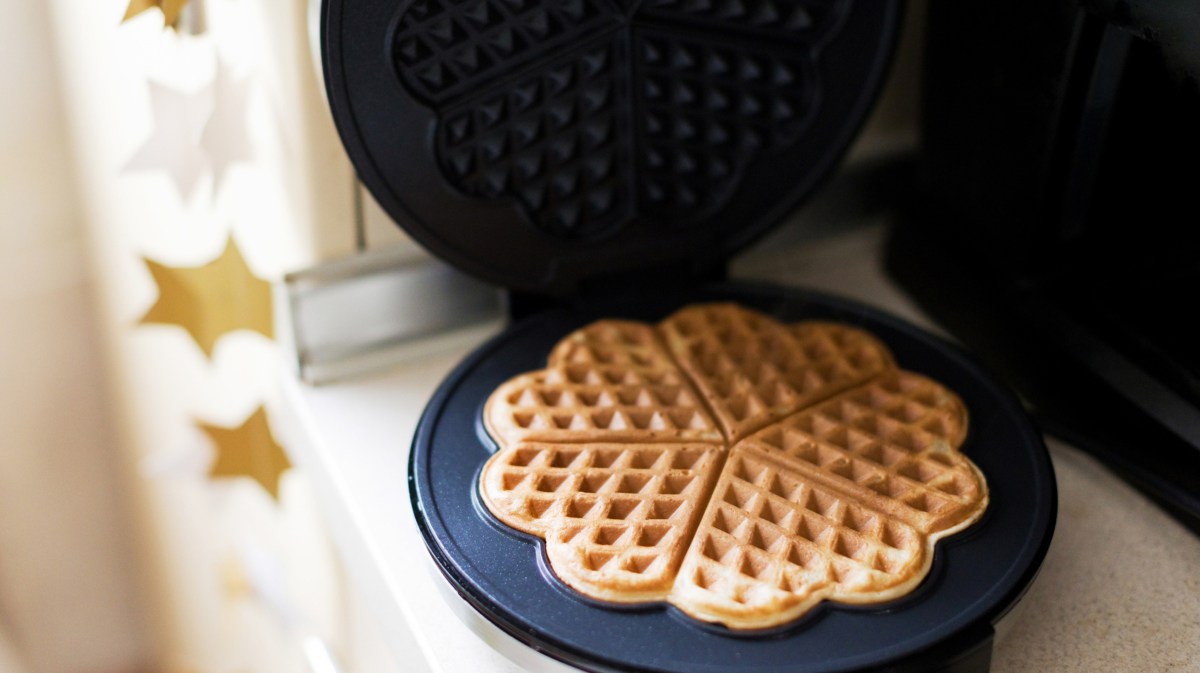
[319,1,1057,671]
[906,0,1200,532]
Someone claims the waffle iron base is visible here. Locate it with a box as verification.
[410,284,1056,673]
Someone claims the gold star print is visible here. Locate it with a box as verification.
[123,0,190,27]
[201,407,291,501]
[140,236,274,358]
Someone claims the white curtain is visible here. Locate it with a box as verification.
[0,0,151,671]
[0,627,30,673]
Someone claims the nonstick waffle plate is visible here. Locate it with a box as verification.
[410,285,1056,673]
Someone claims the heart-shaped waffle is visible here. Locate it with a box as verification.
[479,303,988,629]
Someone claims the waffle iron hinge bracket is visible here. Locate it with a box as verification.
[276,245,506,385]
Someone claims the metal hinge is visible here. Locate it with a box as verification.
[276,246,505,385]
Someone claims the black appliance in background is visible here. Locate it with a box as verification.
[896,1,1200,531]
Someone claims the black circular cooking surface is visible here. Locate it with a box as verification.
[411,285,1057,673]
[323,0,901,295]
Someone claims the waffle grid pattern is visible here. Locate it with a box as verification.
[483,442,724,598]
[439,38,633,237]
[633,29,816,217]
[747,372,982,533]
[479,303,988,629]
[675,446,923,623]
[394,0,616,105]
[486,320,722,445]
[660,305,893,443]
[390,0,851,238]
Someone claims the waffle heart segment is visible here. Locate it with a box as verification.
[480,442,725,601]
[670,444,928,629]
[669,371,987,628]
[478,303,988,630]
[485,320,722,446]
[659,303,894,443]
[743,370,984,535]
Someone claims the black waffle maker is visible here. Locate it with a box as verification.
[320,1,1057,671]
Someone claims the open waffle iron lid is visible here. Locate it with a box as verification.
[320,2,1057,671]
[322,0,903,295]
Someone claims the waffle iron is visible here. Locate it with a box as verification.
[320,1,1058,671]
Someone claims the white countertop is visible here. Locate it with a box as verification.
[279,219,1200,673]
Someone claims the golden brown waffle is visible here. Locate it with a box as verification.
[660,304,894,443]
[671,445,928,628]
[480,442,724,601]
[743,371,983,535]
[478,303,988,630]
[485,320,722,446]
[671,371,987,628]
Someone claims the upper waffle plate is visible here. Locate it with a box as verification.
[323,0,901,293]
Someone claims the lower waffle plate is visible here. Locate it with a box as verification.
[410,284,1056,673]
